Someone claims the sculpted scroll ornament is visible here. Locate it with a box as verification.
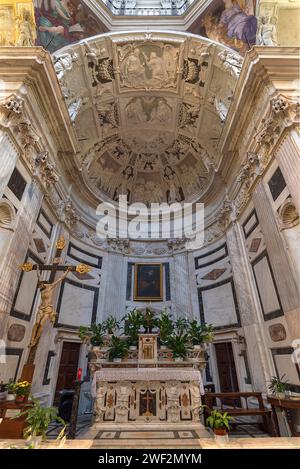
[0,94,24,127]
[218,50,243,78]
[256,95,300,155]
[32,151,59,187]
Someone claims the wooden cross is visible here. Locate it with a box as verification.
[19,235,91,370]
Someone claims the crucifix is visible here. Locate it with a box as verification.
[140,390,155,417]
[19,235,91,367]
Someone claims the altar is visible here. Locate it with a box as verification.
[89,333,206,424]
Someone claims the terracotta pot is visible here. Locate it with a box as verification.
[15,395,25,404]
[213,428,227,436]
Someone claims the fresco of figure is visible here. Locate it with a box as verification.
[219,0,257,48]
[35,0,84,52]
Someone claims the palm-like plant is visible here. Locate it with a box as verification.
[188,321,214,345]
[123,308,143,346]
[168,331,189,359]
[103,315,120,335]
[108,336,128,360]
[142,308,159,333]
[175,317,190,333]
[158,309,174,346]
[268,375,289,395]
[78,323,105,346]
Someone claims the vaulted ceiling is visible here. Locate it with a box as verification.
[54,32,240,205]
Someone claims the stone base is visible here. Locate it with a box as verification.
[94,378,202,424]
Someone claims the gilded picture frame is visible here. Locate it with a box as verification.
[134,263,163,301]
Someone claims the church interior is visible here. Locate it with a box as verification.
[0,0,299,452]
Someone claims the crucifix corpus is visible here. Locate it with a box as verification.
[19,236,92,366]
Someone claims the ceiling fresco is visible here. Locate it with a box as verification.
[53,32,240,205]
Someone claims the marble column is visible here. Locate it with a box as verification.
[252,181,300,314]
[275,131,300,213]
[0,130,19,199]
[226,222,274,390]
[0,179,43,338]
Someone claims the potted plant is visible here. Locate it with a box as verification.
[103,315,120,335]
[168,331,189,361]
[13,398,65,447]
[142,308,159,334]
[6,381,16,401]
[123,308,143,350]
[206,409,233,437]
[189,322,214,349]
[174,317,190,333]
[268,375,289,399]
[201,323,214,344]
[108,336,128,362]
[13,381,31,403]
[78,323,105,351]
[158,309,174,348]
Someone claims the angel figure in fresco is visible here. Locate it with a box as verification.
[29,266,72,348]
[35,0,85,53]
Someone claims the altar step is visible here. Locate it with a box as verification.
[81,422,210,448]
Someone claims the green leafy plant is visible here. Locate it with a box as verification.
[206,409,233,432]
[200,323,214,343]
[103,315,120,335]
[168,331,189,359]
[268,375,289,395]
[189,321,214,345]
[142,308,159,333]
[7,381,16,394]
[13,398,65,440]
[78,323,105,347]
[123,308,143,346]
[158,309,174,345]
[174,317,190,333]
[108,336,129,360]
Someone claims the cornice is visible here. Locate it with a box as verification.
[0,47,78,155]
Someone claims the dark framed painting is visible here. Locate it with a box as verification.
[134,264,163,301]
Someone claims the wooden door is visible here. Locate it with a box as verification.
[54,342,81,405]
[215,342,239,394]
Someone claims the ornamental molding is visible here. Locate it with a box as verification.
[232,93,300,217]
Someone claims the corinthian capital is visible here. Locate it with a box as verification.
[0,94,24,128]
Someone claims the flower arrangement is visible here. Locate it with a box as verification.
[14,381,31,396]
[13,381,31,402]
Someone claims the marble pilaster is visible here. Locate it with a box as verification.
[172,252,193,318]
[276,132,300,213]
[0,130,19,199]
[252,181,300,314]
[101,252,127,321]
[0,179,43,338]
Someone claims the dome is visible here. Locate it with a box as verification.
[54,31,240,207]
